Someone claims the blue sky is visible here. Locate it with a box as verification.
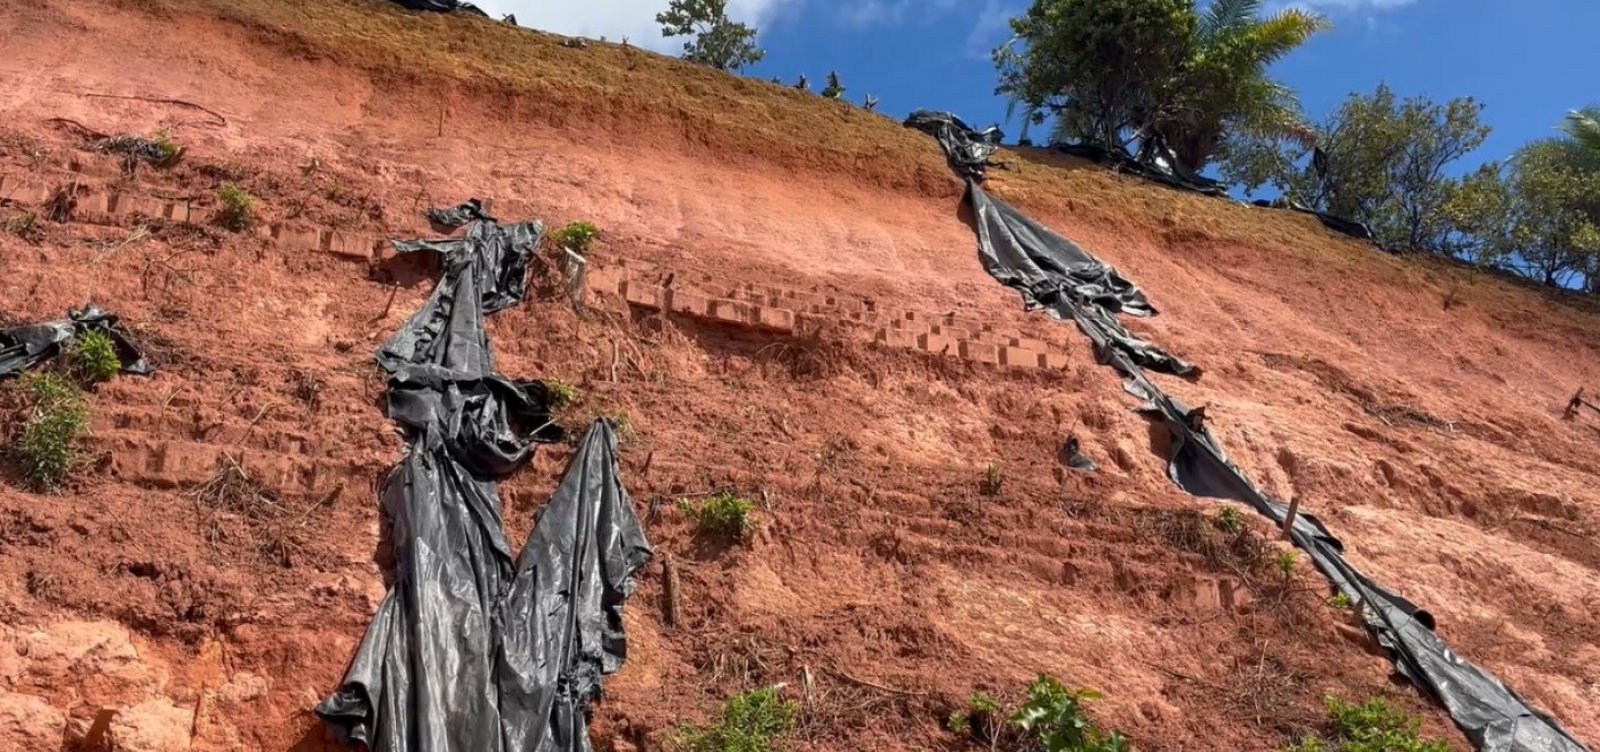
[476,0,1600,172]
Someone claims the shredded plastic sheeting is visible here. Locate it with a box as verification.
[910,111,1590,752]
[389,0,488,15]
[0,306,151,379]
[1252,197,1376,243]
[318,202,652,752]
[1057,141,1226,196]
[906,110,1001,180]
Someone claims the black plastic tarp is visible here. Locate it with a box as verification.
[318,203,653,752]
[906,110,1002,181]
[966,180,1196,377]
[388,0,488,15]
[1252,197,1376,243]
[0,306,151,379]
[1056,140,1227,197]
[911,111,1590,752]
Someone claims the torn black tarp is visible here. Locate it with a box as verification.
[318,203,652,752]
[1055,140,1226,197]
[0,306,151,379]
[911,111,1590,752]
[388,0,489,15]
[1122,370,1589,752]
[906,110,1002,180]
[1252,197,1376,243]
[966,180,1196,377]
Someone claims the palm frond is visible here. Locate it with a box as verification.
[1245,10,1331,66]
[1562,110,1600,156]
[1201,0,1263,40]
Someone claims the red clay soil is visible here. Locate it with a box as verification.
[0,1,1597,750]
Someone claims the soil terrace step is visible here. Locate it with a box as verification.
[2,165,1077,372]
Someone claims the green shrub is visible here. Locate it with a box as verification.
[548,220,600,255]
[217,184,254,231]
[1217,506,1243,534]
[673,687,797,752]
[152,130,180,163]
[15,373,90,492]
[680,492,757,538]
[541,378,578,410]
[1282,696,1450,752]
[1330,592,1353,611]
[948,691,1003,744]
[70,331,122,384]
[1275,549,1300,580]
[1012,675,1130,752]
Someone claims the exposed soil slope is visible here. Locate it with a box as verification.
[0,1,1596,750]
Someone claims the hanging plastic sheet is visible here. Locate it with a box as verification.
[0,306,151,379]
[318,202,652,752]
[909,111,1590,752]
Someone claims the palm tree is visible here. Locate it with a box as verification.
[1562,109,1600,158]
[1152,0,1329,172]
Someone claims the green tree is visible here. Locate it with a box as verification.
[821,71,845,100]
[995,0,1326,172]
[657,0,764,72]
[1154,0,1328,171]
[1446,133,1600,289]
[995,0,1195,152]
[1223,85,1490,253]
[1563,109,1600,158]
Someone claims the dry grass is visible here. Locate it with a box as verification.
[189,453,333,567]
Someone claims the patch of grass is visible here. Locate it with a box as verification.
[548,220,600,255]
[69,331,122,385]
[4,211,39,239]
[947,692,1003,746]
[216,183,255,231]
[1281,696,1450,752]
[1217,505,1243,534]
[680,492,758,539]
[541,377,578,410]
[1275,549,1301,580]
[673,686,797,752]
[13,373,90,493]
[1329,592,1353,611]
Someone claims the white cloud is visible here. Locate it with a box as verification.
[838,0,956,27]
[467,0,800,53]
[964,0,1019,61]
[1269,0,1418,14]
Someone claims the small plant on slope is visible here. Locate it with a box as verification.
[821,71,845,100]
[217,184,255,231]
[69,331,122,385]
[1275,548,1300,580]
[673,686,796,752]
[1330,592,1353,611]
[548,221,601,255]
[1281,696,1450,752]
[14,373,90,493]
[540,377,578,410]
[1012,675,1130,752]
[1216,505,1243,534]
[948,691,1004,747]
[680,492,757,539]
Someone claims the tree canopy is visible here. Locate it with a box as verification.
[995,0,1326,173]
[657,0,764,72]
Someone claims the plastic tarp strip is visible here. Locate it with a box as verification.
[0,306,152,379]
[909,111,1589,752]
[318,202,652,752]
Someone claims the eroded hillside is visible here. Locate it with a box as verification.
[0,0,1596,750]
